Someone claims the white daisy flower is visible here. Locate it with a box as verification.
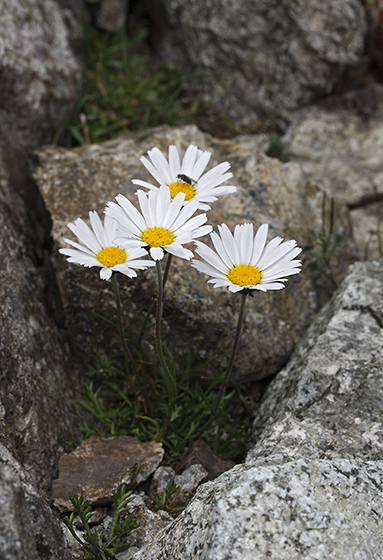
[105,186,212,261]
[59,211,155,281]
[132,144,237,211]
[191,223,302,293]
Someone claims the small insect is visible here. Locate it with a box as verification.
[177,173,197,186]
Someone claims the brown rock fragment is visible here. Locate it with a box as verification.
[175,440,235,480]
[52,436,164,512]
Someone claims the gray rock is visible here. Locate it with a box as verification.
[34,124,352,382]
[133,458,383,560]
[174,464,209,494]
[150,466,176,496]
[0,447,71,560]
[248,259,383,464]
[152,0,366,123]
[117,494,173,558]
[0,0,82,151]
[0,137,84,490]
[96,0,128,33]
[0,132,84,556]
[283,83,383,260]
[131,260,383,559]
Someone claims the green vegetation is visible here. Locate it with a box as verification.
[77,336,252,465]
[308,193,344,289]
[155,479,180,512]
[64,485,138,560]
[55,24,233,147]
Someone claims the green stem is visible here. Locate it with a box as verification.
[162,252,173,289]
[214,292,247,417]
[154,260,177,441]
[137,253,173,348]
[111,274,134,369]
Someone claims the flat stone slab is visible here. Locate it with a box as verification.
[51,436,163,512]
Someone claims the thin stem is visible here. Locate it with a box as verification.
[214,292,247,417]
[154,260,177,441]
[137,253,173,348]
[162,253,173,289]
[111,274,134,369]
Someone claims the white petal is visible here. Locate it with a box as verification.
[228,284,244,293]
[68,218,102,254]
[132,179,158,191]
[89,211,108,247]
[210,231,234,268]
[193,244,228,274]
[192,224,213,238]
[251,224,269,265]
[150,246,164,260]
[207,278,232,288]
[140,153,166,185]
[150,148,173,184]
[191,258,228,278]
[181,145,198,175]
[166,245,193,260]
[258,239,298,270]
[168,145,181,178]
[218,223,240,265]
[61,238,95,257]
[100,267,113,280]
[112,264,137,277]
[162,190,185,229]
[137,189,155,228]
[191,150,211,180]
[236,223,254,264]
[256,281,285,291]
[115,194,147,232]
[60,248,100,267]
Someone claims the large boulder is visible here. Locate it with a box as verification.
[283,83,383,260]
[132,260,383,559]
[33,125,353,382]
[0,0,82,151]
[0,135,85,558]
[149,0,367,124]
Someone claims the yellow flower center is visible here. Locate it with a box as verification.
[96,246,127,268]
[227,264,263,287]
[168,180,196,201]
[141,226,175,247]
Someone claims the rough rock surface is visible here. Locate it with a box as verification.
[132,260,383,559]
[151,0,366,123]
[33,124,348,382]
[0,0,82,151]
[95,0,128,33]
[0,131,84,556]
[283,83,383,260]
[0,446,71,560]
[0,138,84,490]
[52,436,164,511]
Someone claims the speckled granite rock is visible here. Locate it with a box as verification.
[0,0,82,151]
[0,446,71,560]
[0,133,84,557]
[33,124,353,382]
[248,259,383,464]
[150,0,366,123]
[131,260,383,559]
[283,83,383,260]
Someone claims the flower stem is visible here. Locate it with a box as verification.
[111,274,134,370]
[162,253,173,289]
[137,253,173,347]
[214,292,247,418]
[154,260,177,441]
